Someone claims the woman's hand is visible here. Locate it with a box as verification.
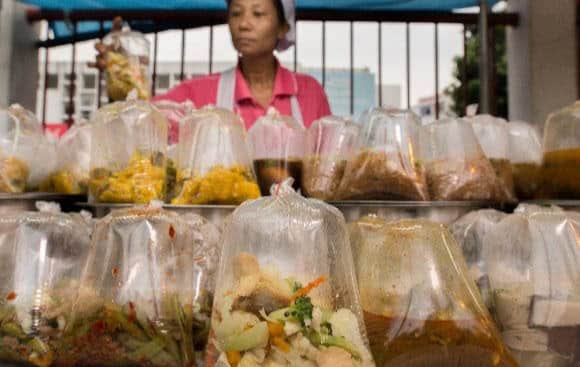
[87,16,123,70]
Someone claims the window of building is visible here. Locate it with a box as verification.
[81,110,91,120]
[80,93,95,108]
[83,74,96,89]
[156,74,170,90]
[46,74,58,89]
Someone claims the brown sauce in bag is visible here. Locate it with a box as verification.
[489,159,516,203]
[538,148,580,199]
[511,163,541,200]
[364,311,518,367]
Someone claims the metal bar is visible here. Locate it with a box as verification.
[350,21,354,115]
[322,21,326,88]
[406,22,410,110]
[209,25,214,74]
[489,25,496,115]
[67,21,77,126]
[478,0,490,114]
[462,25,468,115]
[41,46,49,128]
[97,20,104,108]
[434,23,440,119]
[27,9,520,26]
[180,28,186,81]
[152,25,159,96]
[378,22,382,107]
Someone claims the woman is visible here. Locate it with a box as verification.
[97,0,331,130]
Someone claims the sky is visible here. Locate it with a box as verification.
[46,20,465,106]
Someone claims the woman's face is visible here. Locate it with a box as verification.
[228,0,289,57]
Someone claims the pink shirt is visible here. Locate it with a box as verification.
[153,60,331,130]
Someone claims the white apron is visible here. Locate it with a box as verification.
[215,67,304,127]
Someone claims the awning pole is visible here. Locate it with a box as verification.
[478,0,491,113]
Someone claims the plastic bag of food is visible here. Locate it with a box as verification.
[469,115,516,203]
[0,105,57,193]
[102,25,151,101]
[248,108,306,195]
[483,205,580,366]
[419,118,499,201]
[335,109,428,201]
[508,121,542,200]
[171,106,260,205]
[450,209,507,308]
[0,210,91,367]
[207,179,374,367]
[303,116,359,200]
[40,119,91,195]
[89,99,168,203]
[154,100,195,145]
[538,101,580,199]
[61,207,217,367]
[350,216,517,367]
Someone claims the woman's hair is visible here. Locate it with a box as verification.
[227,0,288,27]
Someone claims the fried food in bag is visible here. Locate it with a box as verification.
[40,119,91,195]
[419,119,499,201]
[207,180,374,367]
[89,100,168,203]
[0,105,57,193]
[350,217,518,367]
[102,26,151,101]
[483,205,580,367]
[61,207,218,367]
[303,116,359,200]
[248,108,306,195]
[171,106,260,205]
[0,210,91,367]
[336,109,428,201]
[469,115,516,203]
[538,101,580,199]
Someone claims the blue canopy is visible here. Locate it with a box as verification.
[21,0,500,44]
[22,0,498,11]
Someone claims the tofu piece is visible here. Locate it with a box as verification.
[530,297,580,327]
[502,329,549,352]
[494,290,533,329]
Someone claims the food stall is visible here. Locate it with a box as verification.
[0,0,579,367]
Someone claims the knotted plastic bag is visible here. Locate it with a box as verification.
[207,179,374,367]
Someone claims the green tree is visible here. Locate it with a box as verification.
[445,26,508,118]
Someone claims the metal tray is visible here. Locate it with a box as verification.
[523,200,580,210]
[0,193,86,215]
[79,200,504,225]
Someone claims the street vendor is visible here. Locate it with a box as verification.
[93,0,331,130]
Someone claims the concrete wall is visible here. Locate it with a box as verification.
[507,0,578,130]
[0,0,39,111]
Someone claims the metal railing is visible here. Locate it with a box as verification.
[27,9,519,126]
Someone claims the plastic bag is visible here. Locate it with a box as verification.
[483,205,580,366]
[248,108,306,195]
[89,99,168,203]
[419,118,499,201]
[171,106,260,205]
[350,217,517,367]
[102,26,151,101]
[303,116,359,200]
[40,119,91,195]
[469,115,516,203]
[62,207,217,367]
[508,121,542,200]
[336,109,428,201]
[450,209,507,308]
[0,210,91,367]
[538,101,580,199]
[0,105,57,193]
[154,100,195,145]
[207,179,374,367]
